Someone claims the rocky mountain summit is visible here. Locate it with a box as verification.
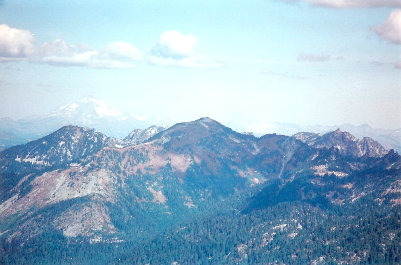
[123,125,167,146]
[293,128,388,158]
[0,125,110,168]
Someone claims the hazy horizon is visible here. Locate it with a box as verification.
[1,96,400,135]
[1,0,400,130]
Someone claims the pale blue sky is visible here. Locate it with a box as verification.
[0,0,400,130]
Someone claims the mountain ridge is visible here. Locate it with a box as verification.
[0,118,400,264]
[294,128,388,158]
[1,98,400,153]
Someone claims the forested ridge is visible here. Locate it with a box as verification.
[1,120,400,264]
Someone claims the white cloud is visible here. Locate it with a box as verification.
[0,24,35,60]
[103,42,142,61]
[151,30,198,59]
[0,24,142,68]
[149,30,220,68]
[288,0,401,8]
[372,9,401,45]
[37,39,142,68]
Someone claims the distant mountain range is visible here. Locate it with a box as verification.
[1,118,400,264]
[245,122,401,153]
[1,98,400,153]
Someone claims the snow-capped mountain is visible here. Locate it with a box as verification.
[44,97,152,138]
[0,98,159,150]
[50,98,126,120]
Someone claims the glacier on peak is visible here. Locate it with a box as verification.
[52,97,124,119]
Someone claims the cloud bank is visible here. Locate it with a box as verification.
[38,39,142,68]
[0,26,219,69]
[0,24,142,68]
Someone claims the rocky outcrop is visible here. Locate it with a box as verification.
[294,128,387,158]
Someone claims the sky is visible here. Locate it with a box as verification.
[0,0,400,131]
